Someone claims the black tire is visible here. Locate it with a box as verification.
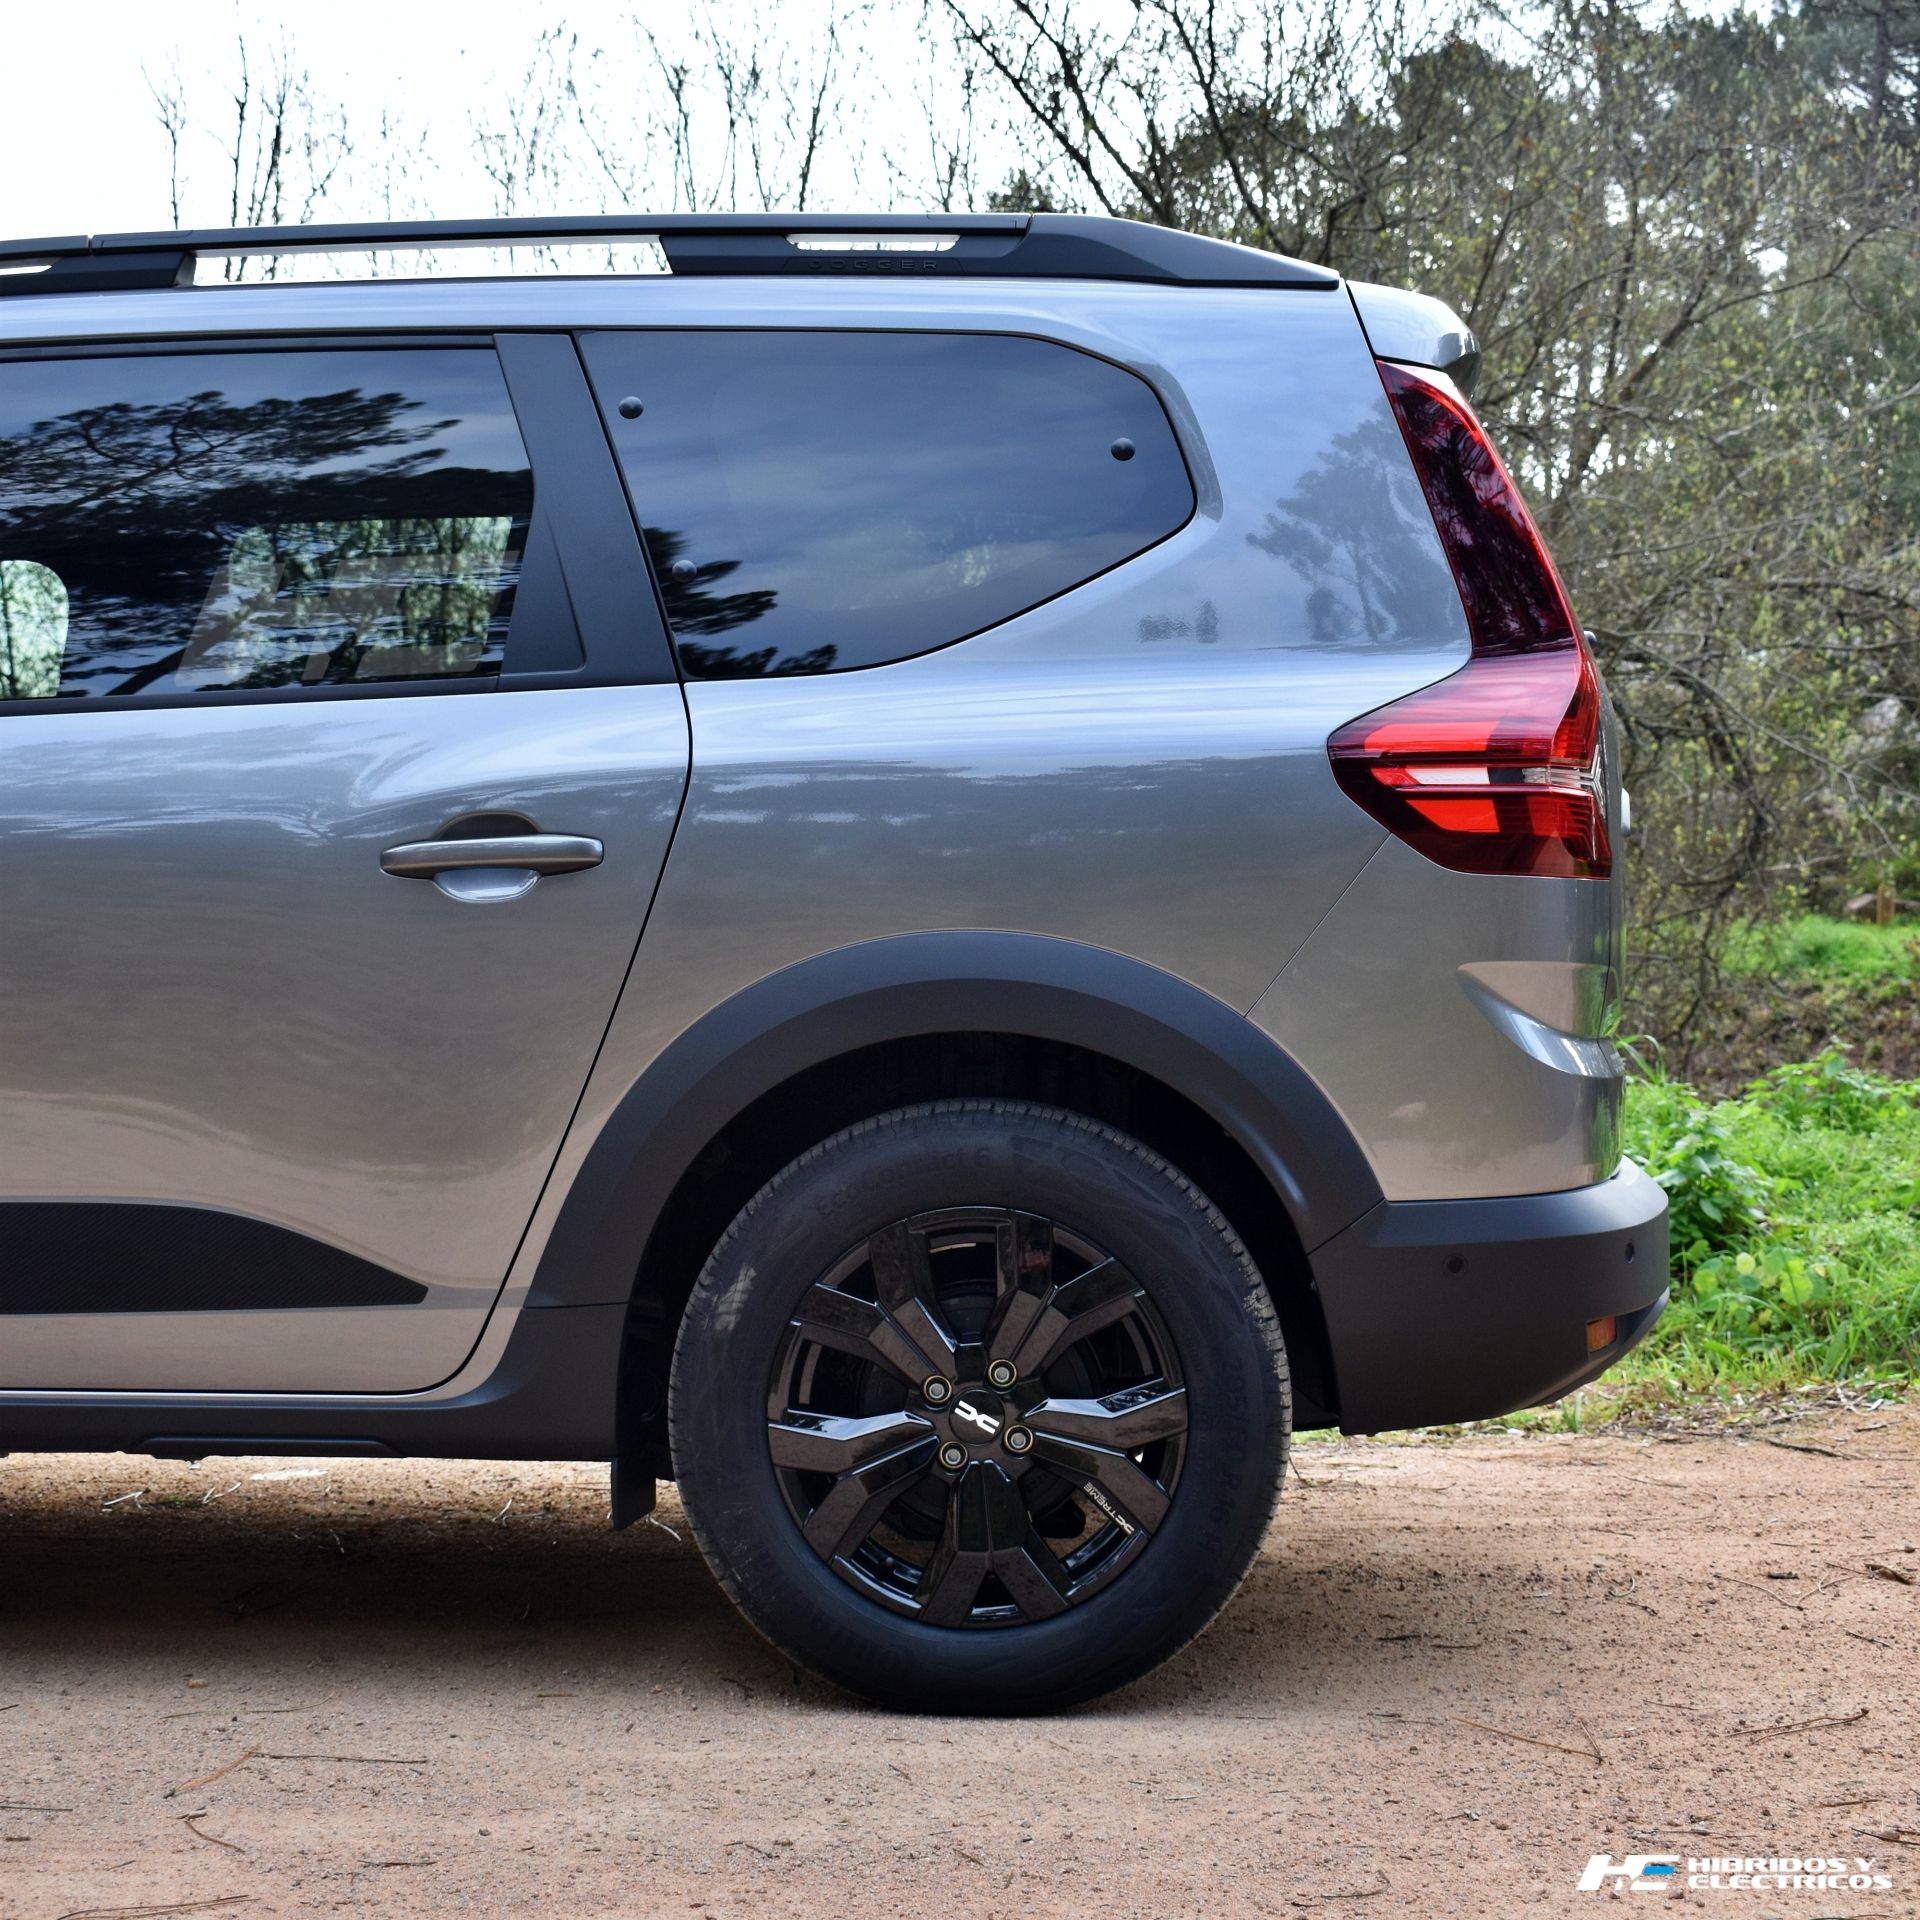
[669,1099,1290,1712]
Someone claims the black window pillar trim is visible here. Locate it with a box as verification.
[493,331,678,689]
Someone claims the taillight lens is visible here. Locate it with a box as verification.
[1327,361,1611,880]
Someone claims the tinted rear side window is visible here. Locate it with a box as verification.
[581,330,1193,677]
[0,348,532,702]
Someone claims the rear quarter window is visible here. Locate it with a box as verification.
[580,330,1194,677]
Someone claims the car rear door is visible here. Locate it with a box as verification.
[0,331,686,1393]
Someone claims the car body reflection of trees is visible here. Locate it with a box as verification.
[0,371,530,697]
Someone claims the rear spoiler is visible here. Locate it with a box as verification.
[1347,281,1480,397]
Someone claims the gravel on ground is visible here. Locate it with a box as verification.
[2,1407,1915,1918]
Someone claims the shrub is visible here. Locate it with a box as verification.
[1620,1045,1920,1387]
[1749,1049,1915,1134]
[1622,1048,1771,1257]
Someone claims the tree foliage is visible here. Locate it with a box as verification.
[941,0,1920,1048]
[145,1,1920,1052]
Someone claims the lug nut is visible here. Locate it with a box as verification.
[938,1442,968,1470]
[1003,1425,1034,1455]
[923,1377,954,1405]
[986,1359,1017,1389]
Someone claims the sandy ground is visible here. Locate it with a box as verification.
[2,1408,1916,1920]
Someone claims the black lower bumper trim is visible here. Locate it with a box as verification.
[1309,1161,1669,1434]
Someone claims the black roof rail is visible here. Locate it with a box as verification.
[0,212,1338,297]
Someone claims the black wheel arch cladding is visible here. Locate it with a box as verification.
[531,932,1369,1464]
[530,931,1380,1320]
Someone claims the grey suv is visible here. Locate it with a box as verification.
[0,212,1667,1710]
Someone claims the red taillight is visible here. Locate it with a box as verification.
[1327,361,1611,880]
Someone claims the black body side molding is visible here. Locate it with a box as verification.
[0,1202,426,1314]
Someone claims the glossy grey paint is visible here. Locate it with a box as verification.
[0,266,1622,1411]
[1346,281,1481,394]
[0,686,687,1392]
[1251,836,1622,1199]
[491,284,1486,1321]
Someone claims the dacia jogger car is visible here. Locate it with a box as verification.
[0,212,1667,1710]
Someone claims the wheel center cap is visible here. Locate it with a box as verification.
[948,1387,1007,1443]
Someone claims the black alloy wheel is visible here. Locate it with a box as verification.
[670,1099,1290,1713]
[767,1206,1188,1626]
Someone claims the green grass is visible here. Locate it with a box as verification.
[1722,912,1920,988]
[1616,1046,1920,1392]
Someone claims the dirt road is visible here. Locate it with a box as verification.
[3,1408,1916,1919]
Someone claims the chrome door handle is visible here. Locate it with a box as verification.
[380,833,604,879]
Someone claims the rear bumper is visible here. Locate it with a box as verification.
[1309,1160,1668,1433]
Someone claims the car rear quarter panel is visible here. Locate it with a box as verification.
[1251,839,1623,1200]
[489,280,1478,1304]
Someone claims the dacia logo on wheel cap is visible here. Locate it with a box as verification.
[952,1396,1003,1438]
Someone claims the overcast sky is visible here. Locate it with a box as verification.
[3,0,1684,245]
[1,0,1012,240]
